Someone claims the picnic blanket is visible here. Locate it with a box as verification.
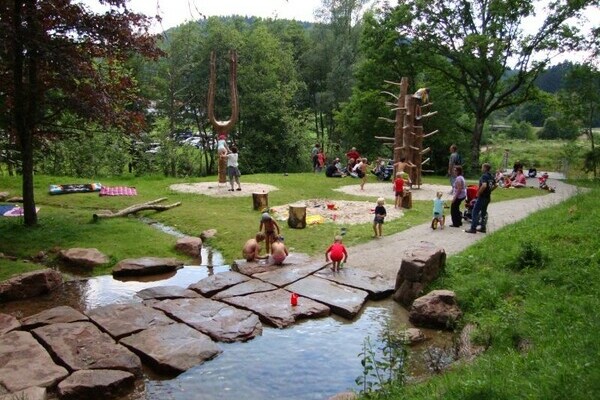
[0,204,16,216]
[1,205,40,217]
[49,183,102,195]
[99,186,137,196]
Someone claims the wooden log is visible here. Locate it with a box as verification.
[288,204,307,229]
[93,198,181,221]
[218,155,227,184]
[252,192,269,211]
[401,191,412,209]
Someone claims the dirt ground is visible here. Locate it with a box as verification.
[170,181,452,225]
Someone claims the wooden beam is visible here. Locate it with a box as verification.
[409,145,420,151]
[381,91,398,99]
[420,111,438,119]
[394,146,406,151]
[374,136,395,141]
[421,157,430,165]
[421,147,431,155]
[423,129,439,138]
[378,117,396,123]
[384,80,402,86]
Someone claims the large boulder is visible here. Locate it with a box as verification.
[175,236,202,258]
[59,248,109,268]
[57,369,135,400]
[408,290,462,330]
[393,242,446,307]
[0,331,69,392]
[112,257,183,277]
[0,268,62,302]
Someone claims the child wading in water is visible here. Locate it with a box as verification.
[373,197,387,238]
[431,191,446,229]
[325,235,348,272]
[259,213,280,254]
[393,172,405,208]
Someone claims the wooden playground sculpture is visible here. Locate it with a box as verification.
[377,77,438,188]
[207,50,239,184]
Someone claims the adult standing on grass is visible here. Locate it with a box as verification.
[450,165,467,227]
[346,147,360,163]
[465,163,496,234]
[448,144,462,193]
[227,145,242,191]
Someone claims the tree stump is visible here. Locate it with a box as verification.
[218,155,227,184]
[288,204,306,229]
[252,192,269,211]
[402,191,412,209]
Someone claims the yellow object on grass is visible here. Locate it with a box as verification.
[306,215,325,225]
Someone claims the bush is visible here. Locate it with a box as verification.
[538,117,579,140]
[506,121,536,140]
[509,241,547,271]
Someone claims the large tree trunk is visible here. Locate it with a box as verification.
[471,117,485,172]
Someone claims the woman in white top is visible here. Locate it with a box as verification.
[226,145,241,191]
[450,165,467,227]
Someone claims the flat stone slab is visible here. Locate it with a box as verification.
[212,279,278,300]
[57,369,135,400]
[136,285,201,300]
[285,276,369,319]
[233,252,311,276]
[152,298,262,342]
[252,259,325,287]
[314,267,394,300]
[0,331,68,392]
[188,271,251,297]
[32,322,142,375]
[0,313,20,334]
[86,303,174,340]
[20,305,88,330]
[59,247,109,268]
[112,257,183,277]
[222,288,330,328]
[120,323,222,374]
[0,268,62,302]
[0,387,46,400]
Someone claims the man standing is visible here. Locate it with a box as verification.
[465,163,496,234]
[448,144,461,193]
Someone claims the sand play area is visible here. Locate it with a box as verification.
[170,181,452,225]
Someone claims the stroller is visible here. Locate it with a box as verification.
[372,159,394,181]
[463,185,479,221]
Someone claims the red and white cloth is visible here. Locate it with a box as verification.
[99,186,137,196]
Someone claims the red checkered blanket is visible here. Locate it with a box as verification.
[99,186,137,196]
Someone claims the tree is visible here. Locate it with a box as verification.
[394,0,598,170]
[561,63,600,177]
[0,1,160,226]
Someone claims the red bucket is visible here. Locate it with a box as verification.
[290,292,298,306]
[327,203,335,210]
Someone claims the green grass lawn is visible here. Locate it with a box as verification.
[361,182,600,400]
[0,172,543,279]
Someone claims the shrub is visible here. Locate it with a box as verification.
[509,241,547,271]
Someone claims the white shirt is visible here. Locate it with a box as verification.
[227,152,238,168]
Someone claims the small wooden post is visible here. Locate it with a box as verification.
[252,192,269,211]
[401,191,412,209]
[288,204,306,229]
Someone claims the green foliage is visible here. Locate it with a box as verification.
[509,241,547,271]
[356,322,408,397]
[538,116,579,140]
[505,121,536,141]
[583,147,600,177]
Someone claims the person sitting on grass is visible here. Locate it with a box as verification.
[512,169,527,188]
[242,232,267,262]
[270,236,289,265]
[325,235,348,272]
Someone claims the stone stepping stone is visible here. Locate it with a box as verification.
[188,271,250,297]
[252,260,325,287]
[222,288,330,328]
[0,312,20,334]
[59,247,109,268]
[86,303,174,340]
[285,276,369,319]
[112,257,183,277]
[314,267,394,300]
[0,387,46,400]
[136,285,201,300]
[0,331,68,392]
[32,321,142,375]
[120,323,222,374]
[212,279,278,300]
[152,298,262,343]
[233,253,311,276]
[20,305,88,330]
[57,369,135,400]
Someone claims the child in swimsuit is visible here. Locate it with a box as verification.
[325,235,348,272]
[259,212,280,254]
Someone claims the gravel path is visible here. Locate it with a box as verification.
[343,178,581,281]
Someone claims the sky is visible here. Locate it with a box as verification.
[122,0,324,31]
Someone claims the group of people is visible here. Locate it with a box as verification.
[242,213,288,265]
